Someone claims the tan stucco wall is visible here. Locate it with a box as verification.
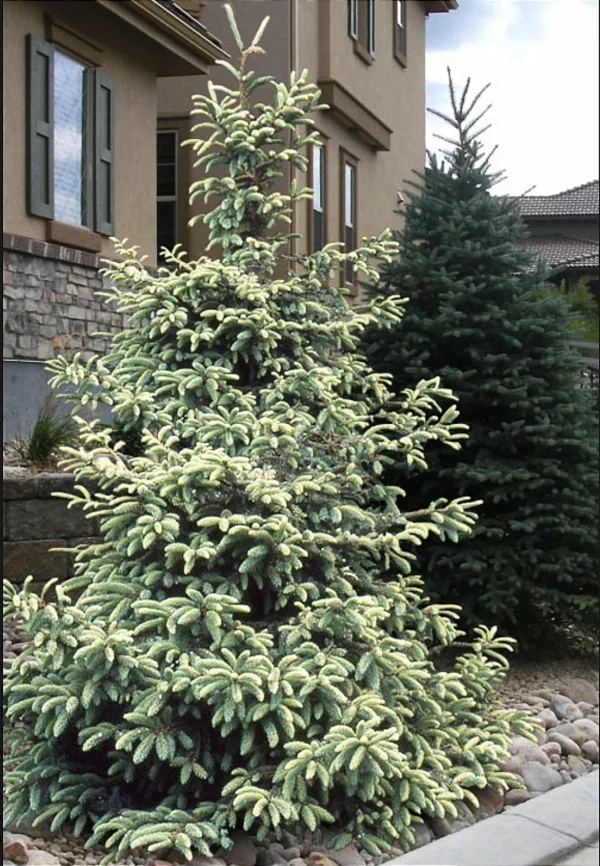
[3,0,159,264]
[158,0,292,260]
[158,0,428,269]
[294,0,427,257]
[322,0,426,150]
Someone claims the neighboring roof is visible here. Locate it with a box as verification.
[515,234,600,273]
[516,180,599,219]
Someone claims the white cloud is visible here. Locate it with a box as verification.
[55,126,83,162]
[426,0,599,195]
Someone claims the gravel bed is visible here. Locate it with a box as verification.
[2,442,67,475]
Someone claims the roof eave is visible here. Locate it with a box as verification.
[553,262,599,272]
[422,0,459,13]
[95,0,229,75]
[523,214,600,222]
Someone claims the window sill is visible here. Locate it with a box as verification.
[45,221,103,253]
[353,40,374,66]
[394,50,407,68]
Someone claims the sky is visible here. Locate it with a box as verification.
[425,0,600,196]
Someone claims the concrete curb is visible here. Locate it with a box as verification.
[386,773,599,866]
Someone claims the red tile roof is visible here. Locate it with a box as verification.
[515,234,599,272]
[516,180,599,219]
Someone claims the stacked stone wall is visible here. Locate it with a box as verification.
[3,472,100,590]
[3,233,126,362]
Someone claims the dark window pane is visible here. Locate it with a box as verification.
[313,144,324,210]
[157,200,176,257]
[345,225,355,284]
[313,210,323,252]
[157,131,176,161]
[157,162,176,197]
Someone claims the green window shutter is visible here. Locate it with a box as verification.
[26,35,54,219]
[94,71,115,235]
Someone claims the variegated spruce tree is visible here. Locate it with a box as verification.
[3,9,537,864]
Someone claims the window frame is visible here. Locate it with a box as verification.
[348,0,359,40]
[157,117,191,262]
[339,148,358,295]
[52,47,94,229]
[394,0,407,67]
[156,128,179,262]
[307,138,327,254]
[348,0,377,65]
[25,32,115,243]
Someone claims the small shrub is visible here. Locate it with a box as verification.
[15,398,77,468]
[563,277,599,344]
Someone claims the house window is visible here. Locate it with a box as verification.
[310,142,326,252]
[53,51,89,225]
[26,35,115,235]
[341,153,357,288]
[157,130,178,260]
[348,0,358,39]
[348,0,377,62]
[394,0,407,65]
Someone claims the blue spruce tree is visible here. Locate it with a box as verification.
[363,71,599,653]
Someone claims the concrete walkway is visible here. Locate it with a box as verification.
[387,773,599,866]
[554,837,599,866]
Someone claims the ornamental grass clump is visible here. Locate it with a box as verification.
[3,9,537,865]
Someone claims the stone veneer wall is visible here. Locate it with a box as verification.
[3,232,127,362]
[3,473,101,591]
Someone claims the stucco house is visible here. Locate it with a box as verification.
[3,0,458,438]
[3,0,225,437]
[514,180,599,302]
[157,0,458,294]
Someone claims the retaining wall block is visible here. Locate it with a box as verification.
[5,497,93,542]
[3,475,38,500]
[3,539,71,582]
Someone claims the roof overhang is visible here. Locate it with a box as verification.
[95,0,229,75]
[554,258,599,271]
[524,214,600,222]
[422,0,459,13]
[317,79,392,152]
